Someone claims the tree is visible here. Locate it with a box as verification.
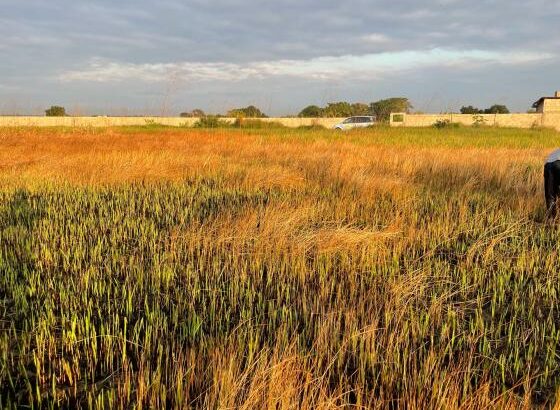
[484,104,510,114]
[322,102,354,117]
[227,105,267,118]
[180,109,205,117]
[460,105,483,114]
[351,103,371,116]
[460,104,510,114]
[370,98,412,122]
[298,105,323,118]
[298,102,370,118]
[45,106,66,117]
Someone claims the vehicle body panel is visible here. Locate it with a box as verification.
[333,116,375,130]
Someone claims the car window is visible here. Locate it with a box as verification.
[343,118,353,124]
[358,117,368,123]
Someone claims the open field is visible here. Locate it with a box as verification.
[3,125,560,408]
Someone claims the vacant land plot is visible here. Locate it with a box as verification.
[2,126,560,408]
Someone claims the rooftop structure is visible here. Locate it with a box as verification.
[533,91,560,113]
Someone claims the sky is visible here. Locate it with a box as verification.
[1,0,559,116]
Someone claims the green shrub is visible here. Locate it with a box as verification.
[472,115,488,127]
[193,116,231,128]
[233,118,285,129]
[433,119,460,129]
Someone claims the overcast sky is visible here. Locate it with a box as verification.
[1,0,559,116]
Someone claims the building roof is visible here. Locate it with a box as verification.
[533,96,560,108]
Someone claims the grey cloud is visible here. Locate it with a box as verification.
[4,0,559,62]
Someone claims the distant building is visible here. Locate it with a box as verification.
[533,91,560,113]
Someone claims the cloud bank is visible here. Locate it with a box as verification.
[61,49,552,83]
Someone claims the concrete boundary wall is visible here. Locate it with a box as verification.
[543,114,560,131]
[0,116,344,129]
[389,113,551,129]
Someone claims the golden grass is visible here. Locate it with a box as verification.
[1,126,560,409]
[0,127,550,190]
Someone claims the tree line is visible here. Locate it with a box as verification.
[180,105,267,119]
[181,101,511,120]
[459,105,510,114]
[43,100,511,119]
[297,98,412,122]
[180,98,412,122]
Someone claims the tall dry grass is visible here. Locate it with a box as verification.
[1,126,560,409]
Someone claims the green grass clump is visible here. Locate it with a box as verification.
[192,116,232,128]
[232,118,286,129]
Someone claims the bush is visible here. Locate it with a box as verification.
[232,118,285,129]
[433,119,460,129]
[193,116,231,128]
[472,115,487,127]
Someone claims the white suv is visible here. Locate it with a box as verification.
[333,116,375,130]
